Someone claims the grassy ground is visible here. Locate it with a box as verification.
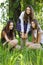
[0,22,43,65]
[0,44,43,65]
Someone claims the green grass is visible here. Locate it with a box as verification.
[0,40,43,65]
[0,22,3,38]
[0,22,43,65]
[0,33,43,65]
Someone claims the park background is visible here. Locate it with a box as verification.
[0,0,43,65]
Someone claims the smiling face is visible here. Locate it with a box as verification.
[26,7,31,15]
[31,21,36,28]
[9,22,14,30]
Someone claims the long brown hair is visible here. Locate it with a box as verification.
[24,5,34,23]
[1,20,14,40]
[31,19,40,42]
[31,19,40,30]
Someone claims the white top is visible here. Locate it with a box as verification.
[33,29,43,44]
[40,30,43,44]
[19,11,31,33]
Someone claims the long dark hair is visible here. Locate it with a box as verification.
[31,19,40,30]
[24,5,34,23]
[1,20,14,40]
[31,19,40,42]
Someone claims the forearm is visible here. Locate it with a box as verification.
[37,32,41,44]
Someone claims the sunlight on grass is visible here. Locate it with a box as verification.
[0,46,43,65]
[0,22,3,38]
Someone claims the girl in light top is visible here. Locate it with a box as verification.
[31,19,41,44]
[26,19,42,48]
[17,5,34,47]
[31,19,43,44]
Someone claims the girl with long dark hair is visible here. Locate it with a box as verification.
[26,19,43,48]
[1,20,18,48]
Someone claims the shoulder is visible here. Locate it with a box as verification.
[20,11,25,15]
[19,11,25,19]
[1,30,7,39]
[2,31,7,36]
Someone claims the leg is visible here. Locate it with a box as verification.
[29,44,41,49]
[9,39,18,47]
[9,39,21,49]
[25,41,41,49]
[20,38,25,48]
[25,41,33,47]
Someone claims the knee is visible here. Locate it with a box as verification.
[14,39,18,45]
[25,42,32,47]
[25,42,29,47]
[9,39,18,46]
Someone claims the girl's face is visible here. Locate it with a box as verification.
[26,7,31,15]
[31,21,35,28]
[9,22,14,30]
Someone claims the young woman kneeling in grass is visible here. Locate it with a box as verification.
[1,20,20,48]
[26,19,43,48]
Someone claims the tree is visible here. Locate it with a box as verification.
[9,0,21,27]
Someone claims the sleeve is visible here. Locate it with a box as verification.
[26,22,31,33]
[19,11,25,32]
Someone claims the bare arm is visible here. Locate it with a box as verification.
[3,31,10,42]
[37,32,41,44]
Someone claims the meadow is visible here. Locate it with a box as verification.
[0,0,43,65]
[0,22,43,65]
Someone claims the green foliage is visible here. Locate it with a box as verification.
[0,0,43,29]
[9,0,21,22]
[0,0,9,22]
[9,0,43,29]
[0,43,43,65]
